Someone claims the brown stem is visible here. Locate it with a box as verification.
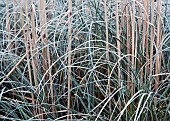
[67,0,72,119]
[6,0,11,50]
[104,0,111,112]
[155,0,162,91]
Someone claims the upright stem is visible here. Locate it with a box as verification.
[137,0,141,34]
[131,1,135,95]
[137,0,142,86]
[116,0,122,111]
[116,0,120,86]
[39,0,48,81]
[6,0,11,50]
[25,0,39,117]
[39,0,53,106]
[30,0,38,68]
[150,0,155,80]
[30,2,38,89]
[67,0,72,119]
[155,0,162,91]
[126,0,130,91]
[12,0,16,99]
[104,0,111,112]
[12,0,17,52]
[144,0,149,76]
[48,0,55,115]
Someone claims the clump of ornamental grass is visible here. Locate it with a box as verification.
[0,0,169,120]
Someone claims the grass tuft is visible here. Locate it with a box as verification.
[0,0,169,120]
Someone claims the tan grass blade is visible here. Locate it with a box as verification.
[39,0,53,104]
[67,0,72,119]
[137,0,142,85]
[141,0,149,81]
[6,0,11,50]
[42,0,53,107]
[25,0,37,116]
[29,2,39,102]
[116,0,120,86]
[39,0,48,81]
[19,0,32,88]
[144,0,149,76]
[104,0,111,112]
[155,0,162,91]
[30,0,38,68]
[12,0,17,51]
[137,0,141,34]
[47,0,55,116]
[28,2,38,92]
[150,0,155,79]
[126,0,131,92]
[131,0,135,95]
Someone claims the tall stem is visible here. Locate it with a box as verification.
[126,0,130,92]
[144,0,149,76]
[116,0,120,86]
[39,0,48,81]
[12,0,17,51]
[67,0,72,119]
[104,0,111,112]
[6,0,11,50]
[150,0,155,81]
[131,1,135,95]
[155,0,162,91]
